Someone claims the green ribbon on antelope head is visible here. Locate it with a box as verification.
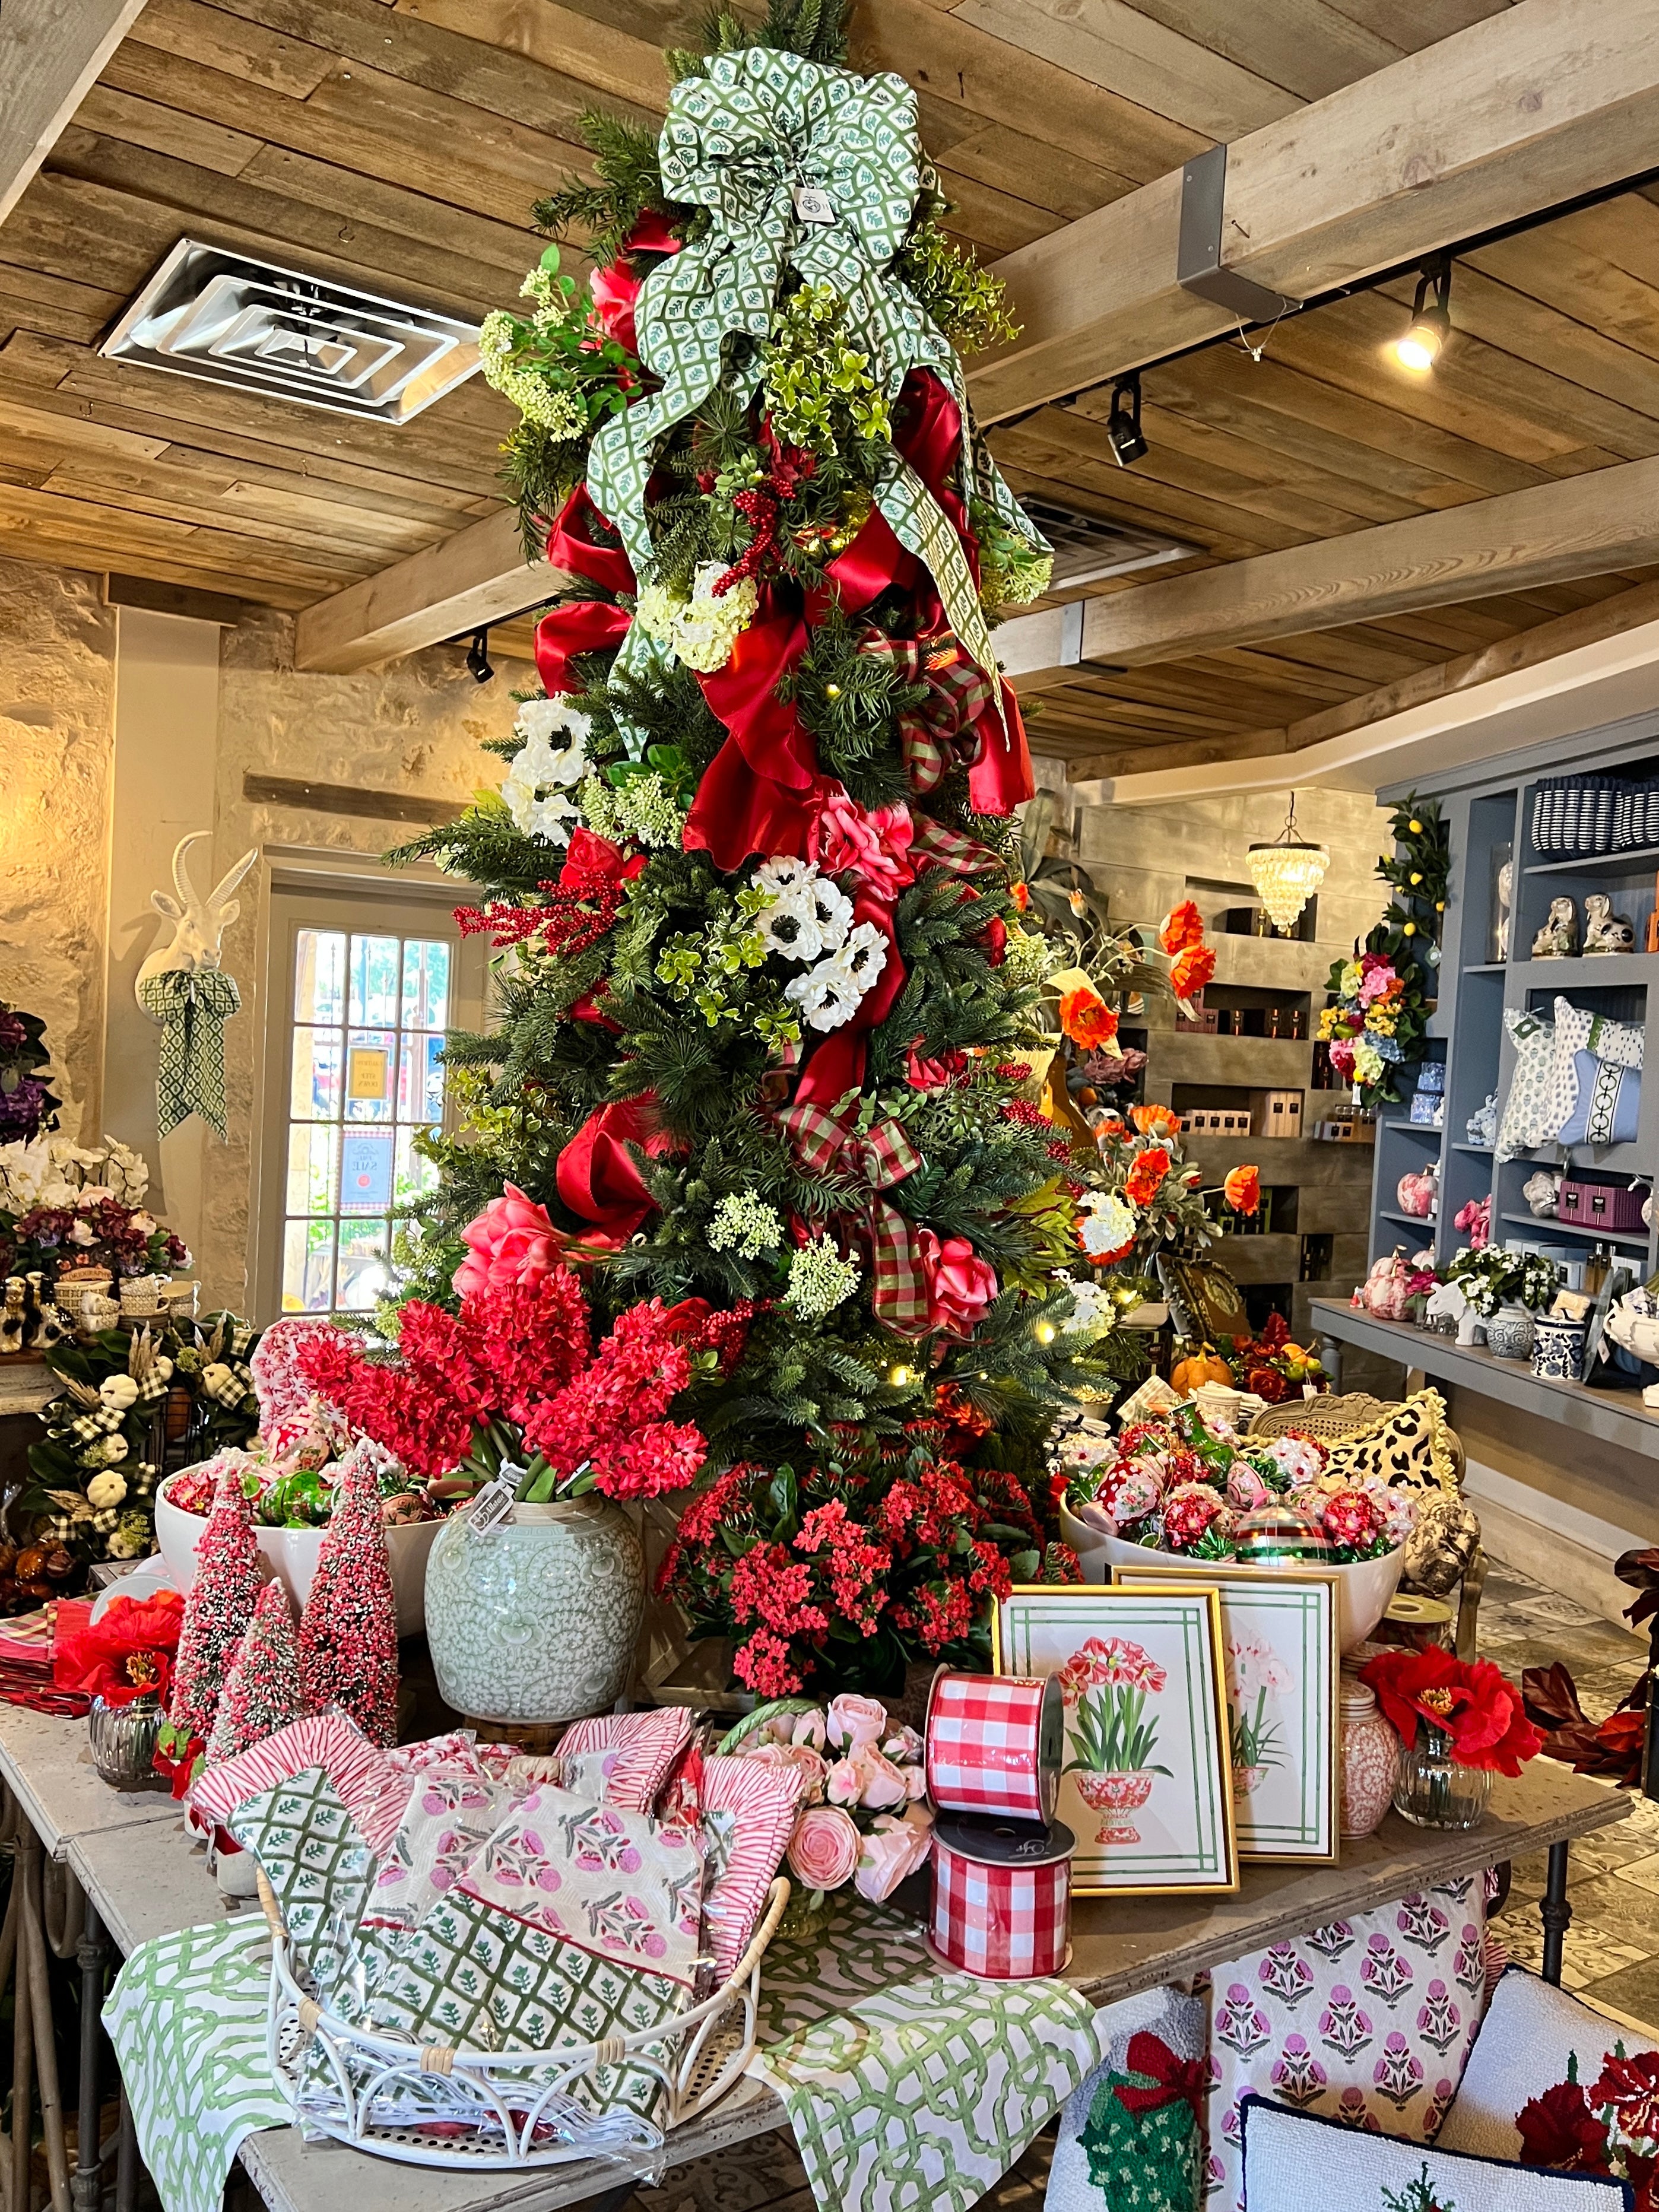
[586,47,1027,702]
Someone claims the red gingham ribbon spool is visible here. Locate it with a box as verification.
[928,1814,1074,1980]
[925,1669,1063,1823]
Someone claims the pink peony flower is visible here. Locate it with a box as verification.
[854,1805,934,1903]
[852,1746,908,1811]
[786,1803,862,1893]
[808,792,915,899]
[453,1183,564,1296]
[916,1230,998,1338]
[827,1692,889,1751]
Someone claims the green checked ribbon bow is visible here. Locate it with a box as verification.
[588,47,1030,702]
[781,1096,928,1337]
[138,969,239,1140]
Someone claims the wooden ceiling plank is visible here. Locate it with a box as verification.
[932,122,1138,224]
[1466,230,1659,374]
[233,144,544,281]
[1404,264,1659,434]
[386,0,673,117]
[1109,398,1430,525]
[22,468,389,567]
[300,59,602,201]
[995,428,1310,551]
[0,287,118,347]
[40,451,445,556]
[0,261,126,322]
[0,522,314,605]
[1109,0,1401,102]
[71,81,264,178]
[851,0,1209,180]
[0,0,151,227]
[128,0,335,97]
[1549,193,1659,298]
[1334,1,1514,45]
[970,0,1659,423]
[950,0,1300,138]
[0,391,168,460]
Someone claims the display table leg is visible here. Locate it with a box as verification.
[8,1831,32,2212]
[1541,1840,1572,1985]
[72,1901,104,2212]
[115,2094,138,2212]
[1317,1333,1342,1388]
[20,1830,73,2212]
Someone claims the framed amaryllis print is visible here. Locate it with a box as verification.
[1114,1563,1339,1865]
[993,1585,1238,1896]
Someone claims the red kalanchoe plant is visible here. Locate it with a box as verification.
[1360,1646,1542,1776]
[298,1264,705,1503]
[53,1589,183,1706]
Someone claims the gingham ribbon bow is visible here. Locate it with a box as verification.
[137,968,239,1140]
[859,630,995,795]
[780,1097,928,1337]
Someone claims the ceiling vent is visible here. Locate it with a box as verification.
[1017,496,1198,591]
[100,241,482,424]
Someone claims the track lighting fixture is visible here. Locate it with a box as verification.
[1105,372,1147,468]
[1393,253,1452,373]
[466,627,494,684]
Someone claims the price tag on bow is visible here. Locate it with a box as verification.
[468,1470,521,1536]
[792,182,836,224]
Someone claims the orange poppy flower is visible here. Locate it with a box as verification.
[1170,945,1216,1005]
[1159,900,1205,955]
[1058,986,1119,1053]
[1130,1103,1180,1140]
[1124,1146,1171,1206]
[1010,881,1030,912]
[1224,1164,1261,1216]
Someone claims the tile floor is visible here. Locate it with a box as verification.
[621,1557,1659,2212]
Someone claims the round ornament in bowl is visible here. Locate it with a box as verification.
[1232,1503,1332,1561]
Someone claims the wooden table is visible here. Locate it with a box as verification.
[0,1706,1632,2212]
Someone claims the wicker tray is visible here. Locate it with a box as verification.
[257,1869,789,2170]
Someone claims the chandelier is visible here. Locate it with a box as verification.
[1247,794,1330,934]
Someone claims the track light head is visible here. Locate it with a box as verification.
[465,627,494,684]
[1393,256,1453,373]
[1105,372,1147,467]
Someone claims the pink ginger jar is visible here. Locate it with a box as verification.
[1340,1676,1400,1839]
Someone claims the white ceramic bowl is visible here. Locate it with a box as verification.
[155,1482,438,1639]
[1058,1499,1404,1654]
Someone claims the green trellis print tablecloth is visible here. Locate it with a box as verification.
[750,1895,1109,2212]
[103,1915,291,2212]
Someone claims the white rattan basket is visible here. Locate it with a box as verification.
[257,1869,789,2171]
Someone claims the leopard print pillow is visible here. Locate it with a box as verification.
[1319,1388,1458,1495]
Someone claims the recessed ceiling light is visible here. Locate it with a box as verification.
[100,240,482,423]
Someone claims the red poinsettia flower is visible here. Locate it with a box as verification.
[1517,2078,1610,2172]
[53,1591,184,1707]
[1360,1647,1542,1775]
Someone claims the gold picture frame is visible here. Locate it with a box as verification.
[993,1583,1239,1897]
[1115,1561,1340,1865]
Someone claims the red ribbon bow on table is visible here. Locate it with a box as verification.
[778,1098,928,1338]
[1112,2033,1209,2120]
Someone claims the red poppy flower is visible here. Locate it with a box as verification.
[1124,1147,1171,1207]
[1159,900,1205,954]
[1360,1648,1542,1775]
[1059,986,1119,1053]
[1224,1164,1261,1216]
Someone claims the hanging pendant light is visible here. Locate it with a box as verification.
[1247,793,1330,934]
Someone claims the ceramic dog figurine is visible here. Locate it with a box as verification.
[1531,896,1578,958]
[1583,893,1635,954]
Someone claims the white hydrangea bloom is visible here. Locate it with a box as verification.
[1077,1190,1137,1257]
[634,563,759,674]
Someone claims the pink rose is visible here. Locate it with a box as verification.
[852,1746,908,1811]
[916,1230,998,1338]
[791,1708,828,1750]
[743,1741,826,1804]
[786,1804,862,1893]
[453,1182,564,1297]
[882,1725,924,1764]
[854,1805,934,1903]
[824,1757,863,1807]
[808,791,915,899]
[827,1693,889,1751]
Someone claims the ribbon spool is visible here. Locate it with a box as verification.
[928,1812,1075,1980]
[925,1668,1064,1824]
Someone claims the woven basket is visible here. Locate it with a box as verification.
[257,1867,788,2171]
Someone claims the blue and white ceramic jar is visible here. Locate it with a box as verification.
[1531,1315,1587,1383]
[1483,1305,1534,1363]
[424,1494,644,1727]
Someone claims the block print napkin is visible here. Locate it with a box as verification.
[556,1705,696,1812]
[226,1766,379,2010]
[361,1752,508,1932]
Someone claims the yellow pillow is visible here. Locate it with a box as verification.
[1318,1388,1458,1496]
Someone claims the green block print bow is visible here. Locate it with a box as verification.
[587,48,1035,702]
[138,968,240,1140]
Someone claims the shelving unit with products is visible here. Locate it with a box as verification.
[1363,725,1659,1289]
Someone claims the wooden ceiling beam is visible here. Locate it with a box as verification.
[293,505,559,672]
[0,0,151,225]
[1056,573,1659,782]
[997,451,1659,679]
[968,0,1659,423]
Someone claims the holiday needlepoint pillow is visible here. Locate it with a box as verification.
[1437,1965,1659,2172]
[1240,2094,1635,2211]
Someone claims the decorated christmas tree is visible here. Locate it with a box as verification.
[159,1466,263,1772]
[388,2,1175,1693]
[297,1443,398,1745]
[206,1577,309,1765]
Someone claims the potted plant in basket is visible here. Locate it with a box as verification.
[1060,1635,1172,1845]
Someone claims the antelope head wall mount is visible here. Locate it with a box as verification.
[135,833,259,1011]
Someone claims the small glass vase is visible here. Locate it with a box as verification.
[88,1692,163,1790]
[1391,1721,1492,1830]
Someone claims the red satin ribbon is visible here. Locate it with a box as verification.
[684,599,836,872]
[969,681,1036,814]
[555,1093,671,1240]
[535,598,632,696]
[543,484,635,597]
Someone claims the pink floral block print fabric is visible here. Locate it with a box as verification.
[1206,1875,1489,2209]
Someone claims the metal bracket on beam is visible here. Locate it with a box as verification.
[1178,144,1299,324]
[1057,599,1125,677]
